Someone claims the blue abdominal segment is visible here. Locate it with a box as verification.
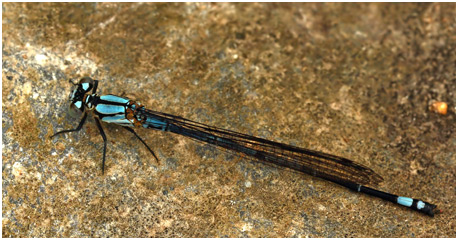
[397,196,414,207]
[145,116,168,130]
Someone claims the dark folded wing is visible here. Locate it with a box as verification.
[144,109,383,186]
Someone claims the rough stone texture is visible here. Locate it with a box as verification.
[2,2,455,237]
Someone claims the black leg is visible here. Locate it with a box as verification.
[50,113,88,138]
[123,126,160,164]
[94,117,108,174]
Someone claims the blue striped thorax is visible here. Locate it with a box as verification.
[94,94,147,128]
[67,77,149,128]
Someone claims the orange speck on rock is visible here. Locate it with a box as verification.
[430,101,448,115]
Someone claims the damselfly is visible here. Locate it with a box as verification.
[51,77,439,216]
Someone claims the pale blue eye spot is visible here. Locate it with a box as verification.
[74,101,82,109]
[81,83,90,91]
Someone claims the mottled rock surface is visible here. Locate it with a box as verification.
[2,3,455,237]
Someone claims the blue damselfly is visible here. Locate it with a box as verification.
[51,77,439,216]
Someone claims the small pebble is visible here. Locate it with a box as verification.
[430,101,448,115]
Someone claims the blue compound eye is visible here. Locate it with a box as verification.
[78,77,94,94]
[68,102,82,117]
